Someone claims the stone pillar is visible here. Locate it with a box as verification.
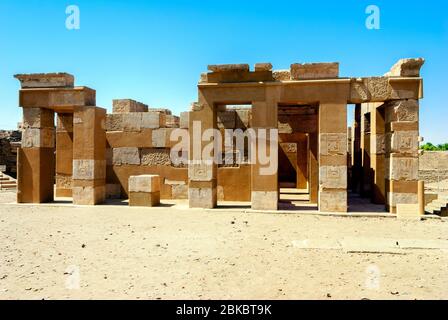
[17,108,55,203]
[308,132,319,204]
[370,104,386,204]
[55,113,73,197]
[250,101,278,210]
[72,106,107,205]
[318,103,348,212]
[360,104,372,198]
[351,104,362,193]
[296,134,308,190]
[188,99,217,209]
[385,99,420,213]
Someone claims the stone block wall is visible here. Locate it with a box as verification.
[0,130,21,177]
[419,151,448,191]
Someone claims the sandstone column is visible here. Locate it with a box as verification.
[308,132,319,204]
[55,113,73,197]
[72,106,107,205]
[385,99,420,213]
[250,100,278,210]
[318,103,348,212]
[18,108,55,203]
[370,104,386,204]
[351,104,362,193]
[296,134,308,190]
[188,99,217,209]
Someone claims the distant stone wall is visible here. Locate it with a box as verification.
[419,151,448,187]
[0,130,21,178]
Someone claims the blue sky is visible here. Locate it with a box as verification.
[0,0,447,143]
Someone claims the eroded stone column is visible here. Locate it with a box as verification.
[385,99,419,213]
[17,108,55,203]
[370,104,386,204]
[318,103,348,212]
[188,100,217,209]
[250,100,278,210]
[72,106,107,205]
[55,113,73,197]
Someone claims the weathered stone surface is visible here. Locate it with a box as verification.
[188,161,213,181]
[152,128,167,148]
[387,192,418,207]
[56,113,73,132]
[122,113,142,132]
[390,131,419,154]
[390,156,419,181]
[112,147,140,165]
[319,190,347,212]
[140,148,171,166]
[106,114,124,131]
[255,63,273,72]
[290,63,339,80]
[320,133,347,156]
[148,108,172,115]
[251,191,278,210]
[22,128,55,148]
[56,174,72,189]
[23,108,54,129]
[189,187,216,208]
[385,100,419,123]
[72,185,105,205]
[319,166,347,189]
[272,70,291,81]
[350,78,391,103]
[112,99,148,113]
[14,73,74,88]
[141,112,164,129]
[129,191,160,207]
[217,111,236,129]
[172,184,188,199]
[73,160,106,180]
[180,112,189,129]
[387,58,425,77]
[208,64,250,72]
[129,175,161,193]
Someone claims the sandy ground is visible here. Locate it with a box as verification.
[0,190,447,300]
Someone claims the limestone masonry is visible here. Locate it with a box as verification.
[13,59,425,213]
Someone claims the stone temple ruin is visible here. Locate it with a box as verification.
[14,58,425,213]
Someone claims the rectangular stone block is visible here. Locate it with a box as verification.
[112,147,140,165]
[112,99,148,113]
[106,130,152,148]
[19,87,96,111]
[141,112,165,129]
[385,100,419,123]
[254,63,273,71]
[387,192,418,207]
[371,134,386,155]
[189,187,217,209]
[290,63,339,80]
[129,191,160,207]
[188,160,214,182]
[23,108,55,129]
[396,204,421,220]
[208,64,250,72]
[129,175,161,193]
[319,190,347,212]
[15,73,74,88]
[140,148,171,166]
[22,128,55,148]
[180,112,190,129]
[72,185,105,205]
[251,191,278,210]
[320,133,347,156]
[390,156,418,181]
[388,58,425,77]
[319,166,347,189]
[106,114,124,131]
[272,70,291,81]
[73,159,106,180]
[151,128,168,148]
